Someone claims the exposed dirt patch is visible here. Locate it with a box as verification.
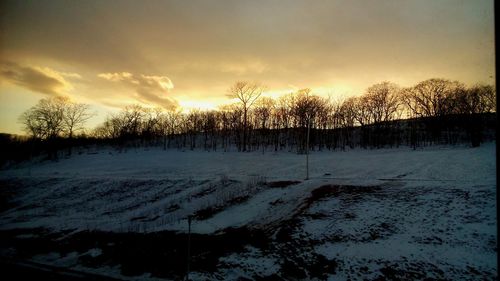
[266,181,301,188]
[194,194,250,220]
[373,261,449,280]
[287,184,383,220]
[129,215,160,222]
[309,184,381,203]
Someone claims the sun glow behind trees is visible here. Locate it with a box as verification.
[17,78,496,154]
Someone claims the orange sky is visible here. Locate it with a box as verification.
[0,0,495,134]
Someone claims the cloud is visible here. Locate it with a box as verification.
[0,0,494,103]
[0,61,76,95]
[59,71,82,79]
[97,72,133,82]
[98,72,177,109]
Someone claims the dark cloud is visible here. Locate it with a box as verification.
[98,72,178,109]
[0,61,72,95]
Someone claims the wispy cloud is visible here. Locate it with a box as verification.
[0,61,77,96]
[97,72,133,82]
[98,72,177,109]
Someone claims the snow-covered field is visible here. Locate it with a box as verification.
[0,143,497,280]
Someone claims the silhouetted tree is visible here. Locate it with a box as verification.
[227,81,265,151]
[403,78,464,118]
[365,81,401,123]
[253,97,275,153]
[161,109,181,149]
[455,84,496,115]
[63,101,94,139]
[83,78,496,152]
[19,96,93,158]
[20,96,93,140]
[19,97,66,140]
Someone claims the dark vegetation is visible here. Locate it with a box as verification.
[1,78,496,167]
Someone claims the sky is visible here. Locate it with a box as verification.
[0,0,495,135]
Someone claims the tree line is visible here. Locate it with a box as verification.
[9,78,496,162]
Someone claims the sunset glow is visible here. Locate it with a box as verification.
[0,0,495,134]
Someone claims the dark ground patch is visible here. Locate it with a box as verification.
[289,184,383,220]
[0,221,338,280]
[0,227,269,279]
[266,181,301,188]
[2,182,493,280]
[0,258,123,281]
[193,194,250,220]
[0,179,25,213]
[309,184,382,202]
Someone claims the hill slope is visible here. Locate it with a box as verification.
[0,143,496,280]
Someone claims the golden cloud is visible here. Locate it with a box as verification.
[0,61,77,96]
[98,72,177,109]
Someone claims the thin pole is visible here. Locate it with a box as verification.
[186,215,192,281]
[306,117,310,180]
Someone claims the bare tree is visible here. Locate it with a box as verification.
[95,114,124,139]
[93,104,146,141]
[274,93,295,150]
[20,96,68,140]
[87,78,495,151]
[338,97,357,128]
[352,96,371,126]
[161,109,181,149]
[480,84,497,113]
[227,81,265,151]
[403,78,464,117]
[455,84,496,114]
[141,107,164,139]
[19,96,93,158]
[186,109,203,150]
[64,101,94,138]
[121,104,145,137]
[253,97,275,153]
[365,81,401,123]
[292,89,326,152]
[334,97,357,149]
[19,108,48,139]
